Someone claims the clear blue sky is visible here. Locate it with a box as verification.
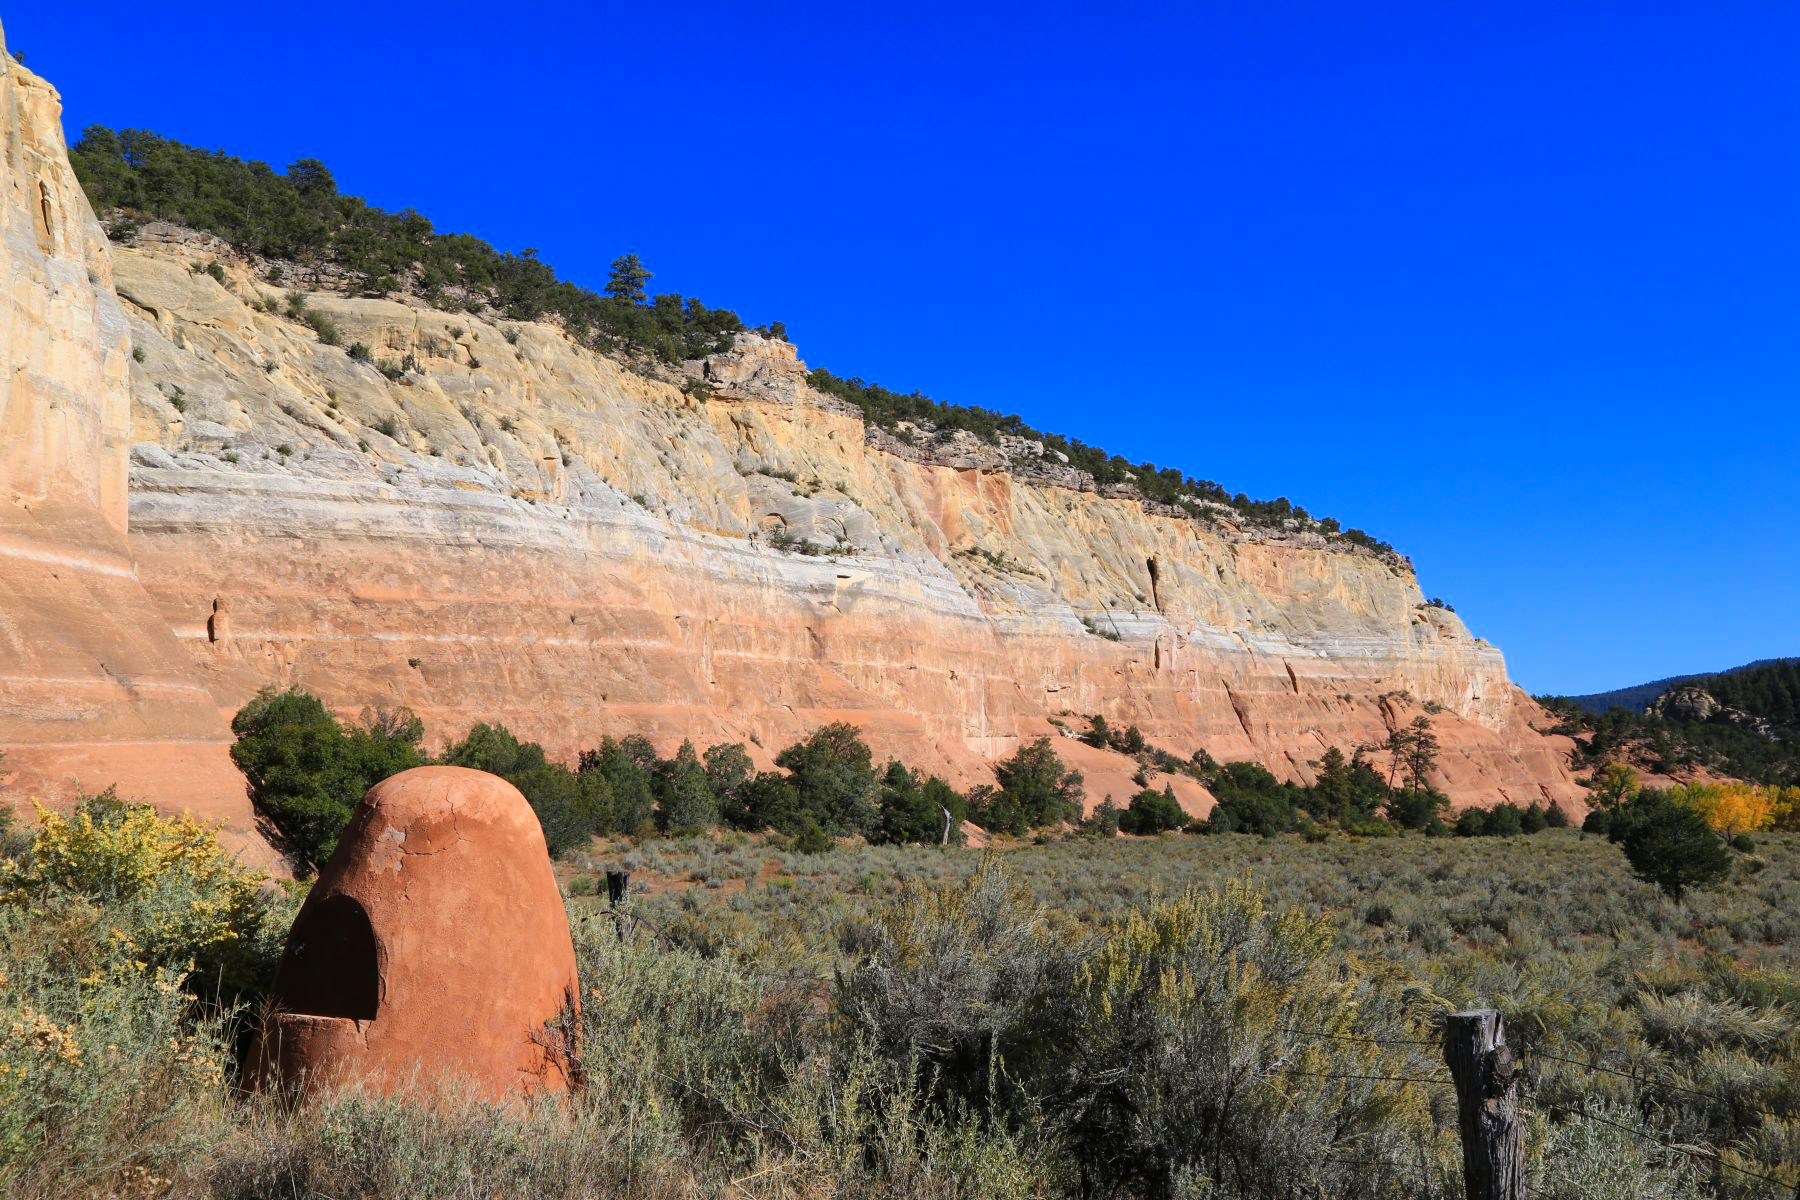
[11,2,1796,695]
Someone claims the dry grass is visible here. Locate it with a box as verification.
[4,825,1795,1197]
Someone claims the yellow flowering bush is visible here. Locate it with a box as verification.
[1070,878,1445,1193]
[0,907,234,1193]
[1,790,272,990]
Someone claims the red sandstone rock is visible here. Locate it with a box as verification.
[0,32,268,865]
[253,766,580,1101]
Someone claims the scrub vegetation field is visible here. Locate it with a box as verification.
[3,788,1797,1199]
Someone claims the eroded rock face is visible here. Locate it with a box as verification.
[1648,685,1720,724]
[114,234,1584,811]
[0,31,264,859]
[253,766,580,1100]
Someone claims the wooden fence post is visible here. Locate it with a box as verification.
[1443,1008,1525,1200]
[606,870,631,943]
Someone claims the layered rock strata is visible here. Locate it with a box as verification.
[113,228,1582,811]
[0,31,266,859]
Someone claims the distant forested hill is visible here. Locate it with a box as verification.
[1538,658,1799,786]
[1564,657,1797,714]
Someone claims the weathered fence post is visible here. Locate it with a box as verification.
[606,870,631,942]
[1443,1009,1525,1200]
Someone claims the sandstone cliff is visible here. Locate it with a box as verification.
[108,223,1582,812]
[0,30,268,861]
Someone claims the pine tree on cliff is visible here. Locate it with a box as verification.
[606,254,652,304]
[1383,716,1440,791]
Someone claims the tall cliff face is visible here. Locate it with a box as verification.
[112,228,1581,810]
[0,36,266,858]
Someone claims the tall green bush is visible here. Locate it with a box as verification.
[968,737,1084,835]
[774,723,879,836]
[1608,791,1734,900]
[653,740,717,836]
[229,689,426,867]
[1119,786,1185,835]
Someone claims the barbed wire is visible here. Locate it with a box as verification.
[1524,1046,1791,1125]
[1276,1025,1439,1048]
[1532,1095,1793,1195]
[1265,1066,1454,1087]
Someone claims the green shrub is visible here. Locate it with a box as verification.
[653,739,716,836]
[969,737,1083,835]
[1082,795,1121,837]
[579,735,656,836]
[1608,791,1734,900]
[871,761,965,846]
[1208,761,1296,835]
[774,723,878,837]
[1081,714,1111,748]
[1382,786,1449,830]
[1119,786,1185,835]
[229,689,426,868]
[792,818,833,854]
[303,308,340,345]
[1488,802,1525,836]
[1454,807,1491,837]
[701,742,755,829]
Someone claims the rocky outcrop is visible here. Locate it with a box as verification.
[0,30,267,860]
[111,228,1584,811]
[1648,684,1776,739]
[1648,685,1723,725]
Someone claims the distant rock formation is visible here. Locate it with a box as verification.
[251,767,580,1100]
[1649,684,1775,738]
[0,27,267,863]
[1648,685,1723,724]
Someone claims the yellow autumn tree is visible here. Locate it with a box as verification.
[1593,762,1641,811]
[1671,782,1777,836]
[1769,786,1800,832]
